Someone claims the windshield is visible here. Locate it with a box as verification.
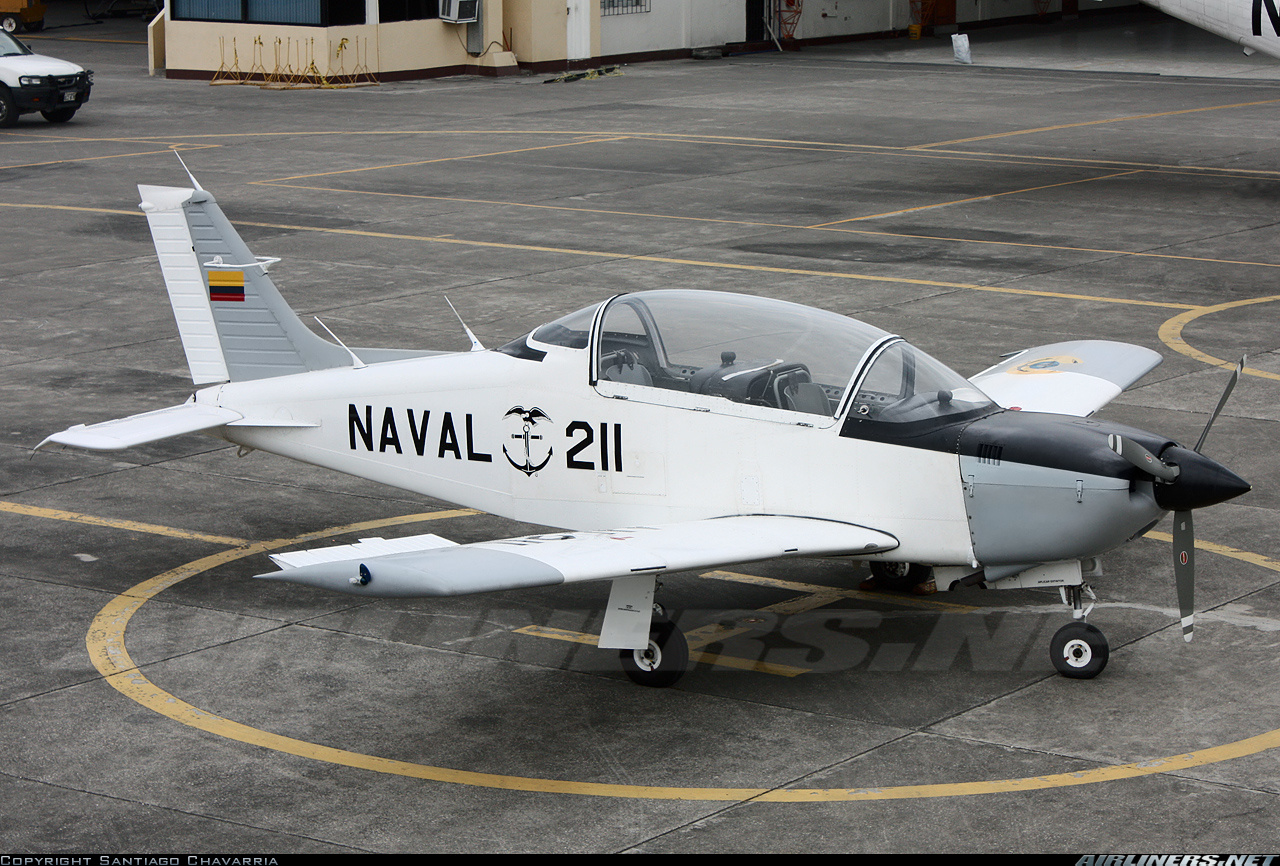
[843,340,996,435]
[528,303,598,349]
[0,33,32,56]
[594,290,888,418]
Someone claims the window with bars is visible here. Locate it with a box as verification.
[171,0,365,25]
[601,0,651,15]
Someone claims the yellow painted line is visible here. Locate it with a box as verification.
[513,624,600,646]
[0,202,140,216]
[1157,295,1280,382]
[259,181,803,230]
[225,217,1196,311]
[257,180,1280,272]
[514,566,984,676]
[762,591,852,616]
[7,126,1274,180]
[701,570,979,611]
[688,649,808,677]
[819,225,1280,270]
[256,137,631,183]
[808,170,1142,228]
[1146,532,1280,573]
[914,146,1280,179]
[515,624,812,677]
[0,200,1197,311]
[0,501,250,546]
[88,521,1280,800]
[681,621,757,648]
[0,148,213,171]
[908,98,1280,149]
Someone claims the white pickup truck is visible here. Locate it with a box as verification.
[0,30,91,127]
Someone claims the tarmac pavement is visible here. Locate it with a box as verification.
[2,1,1280,854]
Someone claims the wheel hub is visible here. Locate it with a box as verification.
[634,641,661,672]
[1062,638,1093,668]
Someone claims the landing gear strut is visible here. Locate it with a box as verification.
[619,607,689,688]
[1050,584,1109,679]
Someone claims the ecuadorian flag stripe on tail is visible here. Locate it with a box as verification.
[208,270,245,302]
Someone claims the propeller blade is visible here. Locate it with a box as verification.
[1194,357,1245,453]
[1172,510,1195,642]
[1107,433,1180,483]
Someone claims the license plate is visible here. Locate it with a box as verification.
[61,91,77,103]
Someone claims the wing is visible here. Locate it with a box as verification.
[256,515,900,597]
[970,340,1161,417]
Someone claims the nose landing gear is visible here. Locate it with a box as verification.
[1051,584,1109,678]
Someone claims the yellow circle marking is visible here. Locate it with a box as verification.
[1158,295,1280,381]
[87,516,1280,801]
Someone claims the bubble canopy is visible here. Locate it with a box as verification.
[526,290,993,427]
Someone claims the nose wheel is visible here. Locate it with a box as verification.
[1050,621,1109,678]
[1050,584,1109,678]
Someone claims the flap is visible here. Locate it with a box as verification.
[36,403,243,452]
[256,515,900,598]
[970,340,1161,416]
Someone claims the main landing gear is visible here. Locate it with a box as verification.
[862,561,936,594]
[1051,584,1109,679]
[619,604,690,688]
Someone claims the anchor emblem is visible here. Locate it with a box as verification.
[503,406,553,476]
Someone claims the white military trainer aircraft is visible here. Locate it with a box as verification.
[39,182,1250,686]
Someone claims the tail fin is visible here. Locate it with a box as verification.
[139,184,350,384]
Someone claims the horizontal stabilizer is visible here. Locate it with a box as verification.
[256,515,899,598]
[36,402,242,452]
[971,340,1161,416]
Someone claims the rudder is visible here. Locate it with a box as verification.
[139,184,349,384]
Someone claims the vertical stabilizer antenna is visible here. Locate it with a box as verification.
[172,150,206,191]
[313,317,367,369]
[445,297,485,351]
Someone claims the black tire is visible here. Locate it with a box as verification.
[24,19,44,31]
[1,15,19,32]
[1050,621,1109,679]
[619,619,688,688]
[869,561,933,591]
[0,87,17,128]
[42,107,77,123]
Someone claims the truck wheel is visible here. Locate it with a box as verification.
[1,15,18,32]
[0,87,17,128]
[42,107,77,123]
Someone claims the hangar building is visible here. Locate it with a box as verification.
[149,0,1135,82]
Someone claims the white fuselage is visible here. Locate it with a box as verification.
[204,341,978,567]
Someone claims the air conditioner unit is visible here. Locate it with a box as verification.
[440,0,479,23]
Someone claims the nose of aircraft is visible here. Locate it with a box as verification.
[1152,446,1251,512]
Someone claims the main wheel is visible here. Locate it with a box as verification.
[1050,621,1109,679]
[619,619,689,688]
[1,15,19,32]
[42,107,77,123]
[866,561,932,591]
